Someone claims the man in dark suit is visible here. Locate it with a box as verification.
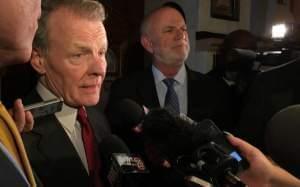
[106,3,233,153]
[208,29,259,125]
[23,91,110,186]
[21,0,110,186]
[106,4,233,186]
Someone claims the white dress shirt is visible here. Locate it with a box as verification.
[36,81,89,172]
[152,64,188,114]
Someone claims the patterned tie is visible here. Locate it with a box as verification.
[163,78,180,114]
[77,107,103,187]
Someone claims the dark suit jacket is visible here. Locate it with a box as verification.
[106,66,234,153]
[0,149,29,187]
[22,90,111,187]
[207,68,259,126]
[238,58,300,152]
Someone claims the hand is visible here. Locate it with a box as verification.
[227,135,274,187]
[9,99,34,132]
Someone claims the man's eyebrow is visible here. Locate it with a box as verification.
[162,26,175,30]
[72,44,91,52]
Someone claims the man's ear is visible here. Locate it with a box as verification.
[141,35,154,54]
[31,48,46,74]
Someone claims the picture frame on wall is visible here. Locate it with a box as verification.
[211,0,240,21]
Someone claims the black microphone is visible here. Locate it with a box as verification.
[114,99,212,160]
[115,99,215,148]
[99,134,149,187]
[113,99,145,130]
[142,109,248,186]
[116,99,248,186]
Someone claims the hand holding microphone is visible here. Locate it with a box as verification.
[228,135,300,187]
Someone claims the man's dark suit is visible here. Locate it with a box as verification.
[22,90,111,187]
[106,66,234,153]
[0,147,29,187]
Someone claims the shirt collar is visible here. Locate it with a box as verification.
[36,81,78,133]
[152,64,186,85]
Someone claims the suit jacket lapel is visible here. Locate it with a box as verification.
[187,67,196,115]
[22,90,89,184]
[32,115,88,176]
[138,68,160,109]
[186,67,207,119]
[86,106,111,144]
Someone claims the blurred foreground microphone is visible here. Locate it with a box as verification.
[99,135,149,187]
[116,99,248,186]
[143,110,248,186]
[113,99,146,130]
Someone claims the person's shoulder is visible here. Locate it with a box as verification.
[186,68,205,80]
[188,68,225,85]
[124,68,150,80]
[0,102,9,115]
[111,69,151,87]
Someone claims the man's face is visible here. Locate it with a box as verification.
[145,8,190,68]
[38,8,107,107]
[0,0,41,65]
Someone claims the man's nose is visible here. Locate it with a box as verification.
[175,29,186,40]
[90,55,106,76]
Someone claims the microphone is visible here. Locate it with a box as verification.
[114,99,213,159]
[116,99,248,186]
[99,135,149,187]
[111,99,145,133]
[115,99,196,129]
[142,109,248,186]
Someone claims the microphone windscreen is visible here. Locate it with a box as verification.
[142,109,222,162]
[115,99,145,128]
[195,119,221,138]
[142,109,198,160]
[99,135,130,174]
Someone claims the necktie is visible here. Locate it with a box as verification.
[163,78,180,114]
[77,107,103,187]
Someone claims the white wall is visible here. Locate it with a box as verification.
[250,0,269,36]
[195,0,252,73]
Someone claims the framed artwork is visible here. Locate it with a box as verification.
[211,0,240,21]
[277,0,288,5]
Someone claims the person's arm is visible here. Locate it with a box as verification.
[269,165,300,187]
[8,99,33,132]
[228,135,300,187]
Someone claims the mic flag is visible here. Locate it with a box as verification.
[99,135,149,187]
